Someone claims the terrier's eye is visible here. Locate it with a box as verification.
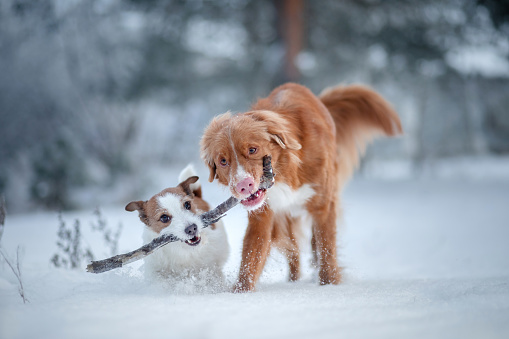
[220,158,228,167]
[160,214,171,223]
[248,147,257,155]
[184,201,191,210]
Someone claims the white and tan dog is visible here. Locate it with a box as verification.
[125,165,229,282]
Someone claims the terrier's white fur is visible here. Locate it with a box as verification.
[130,165,229,283]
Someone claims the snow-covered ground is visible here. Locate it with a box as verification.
[1,176,509,339]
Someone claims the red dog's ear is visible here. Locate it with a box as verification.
[201,112,232,182]
[250,111,302,150]
[206,161,217,182]
[269,133,301,151]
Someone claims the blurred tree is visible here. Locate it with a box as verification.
[273,0,304,84]
[30,136,85,210]
[478,0,509,29]
[1,0,508,212]
[0,0,142,210]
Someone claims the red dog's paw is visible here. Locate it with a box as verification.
[319,265,343,285]
[232,281,255,293]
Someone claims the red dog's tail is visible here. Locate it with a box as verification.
[319,85,402,184]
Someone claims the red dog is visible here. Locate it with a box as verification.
[201,83,401,292]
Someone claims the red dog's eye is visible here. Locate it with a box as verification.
[249,147,257,155]
[220,158,228,166]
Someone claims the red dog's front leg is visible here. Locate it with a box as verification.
[234,207,274,293]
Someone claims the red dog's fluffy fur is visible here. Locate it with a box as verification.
[201,83,402,292]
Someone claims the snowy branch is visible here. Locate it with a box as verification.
[86,155,275,274]
[0,196,5,242]
[0,247,29,303]
[0,200,29,304]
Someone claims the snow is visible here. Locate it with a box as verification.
[445,45,509,78]
[364,155,509,182]
[185,18,247,60]
[1,177,509,339]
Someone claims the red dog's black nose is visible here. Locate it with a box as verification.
[185,224,197,236]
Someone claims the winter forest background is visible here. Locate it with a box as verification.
[1,0,509,212]
[1,1,509,338]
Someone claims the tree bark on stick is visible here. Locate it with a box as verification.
[87,155,275,274]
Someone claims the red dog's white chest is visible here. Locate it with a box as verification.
[266,183,315,216]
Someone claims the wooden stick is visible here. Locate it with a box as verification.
[86,233,178,273]
[200,155,275,225]
[86,155,275,273]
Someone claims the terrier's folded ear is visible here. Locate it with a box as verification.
[125,200,148,225]
[178,176,199,196]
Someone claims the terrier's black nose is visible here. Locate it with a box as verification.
[185,224,198,236]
